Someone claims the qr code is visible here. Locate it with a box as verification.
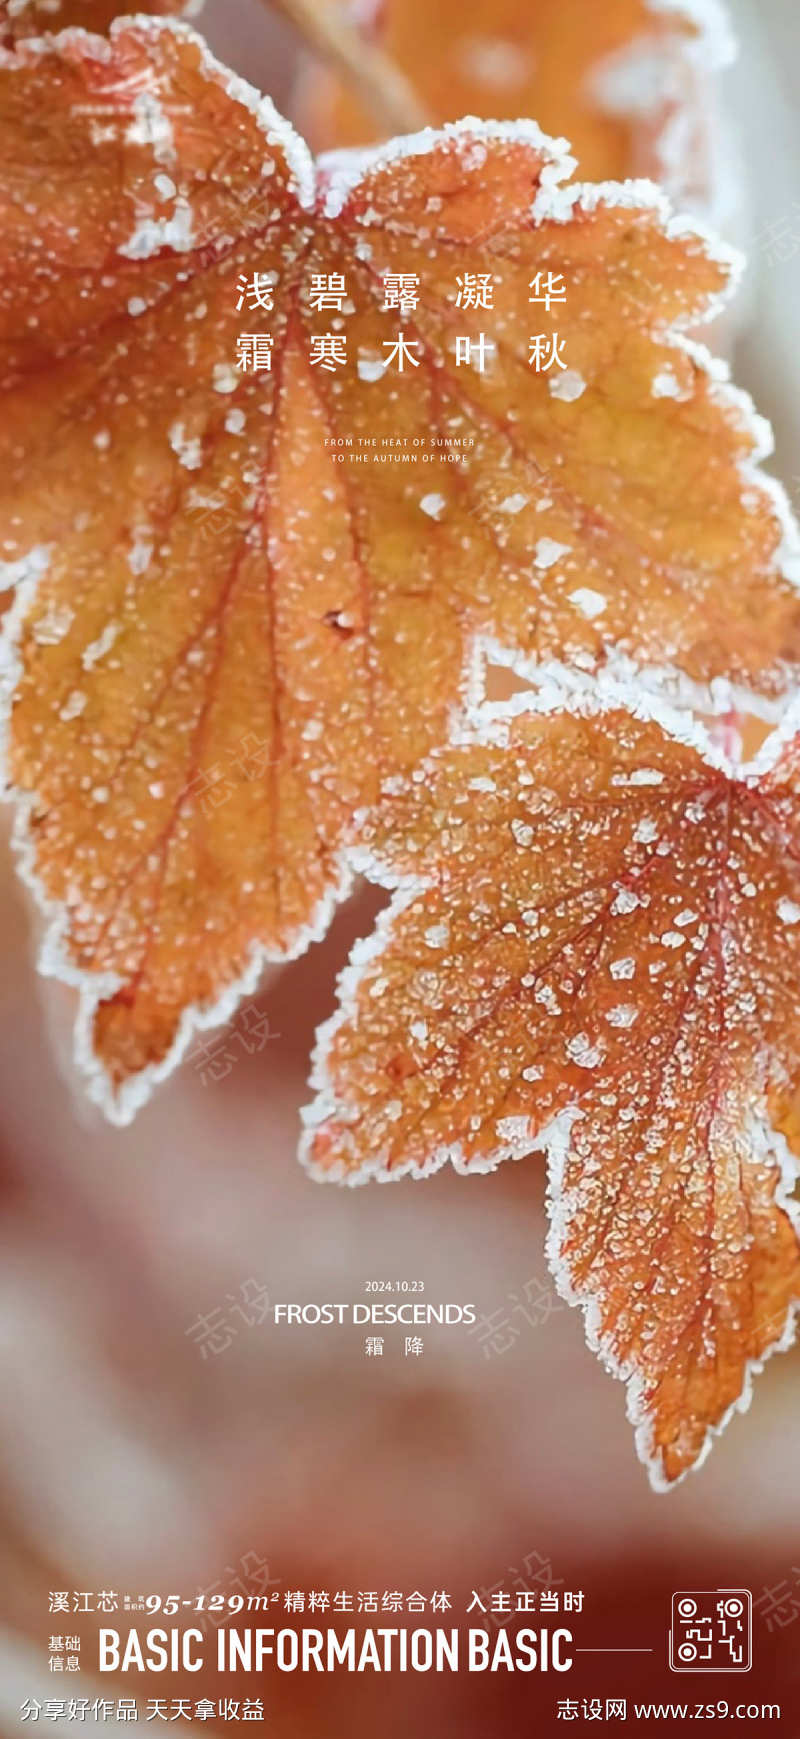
[669,1591,752,1673]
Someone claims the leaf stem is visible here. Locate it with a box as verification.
[265,0,431,138]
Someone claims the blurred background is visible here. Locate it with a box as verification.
[0,0,799,1729]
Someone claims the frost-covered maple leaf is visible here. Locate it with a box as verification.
[296,0,734,220]
[302,669,800,1485]
[0,0,200,47]
[0,17,798,1119]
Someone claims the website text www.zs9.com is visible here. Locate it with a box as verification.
[633,1704,780,1721]
[554,1702,783,1723]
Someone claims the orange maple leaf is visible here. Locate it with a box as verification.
[302,673,800,1485]
[0,18,798,1119]
[0,0,198,47]
[296,0,732,206]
